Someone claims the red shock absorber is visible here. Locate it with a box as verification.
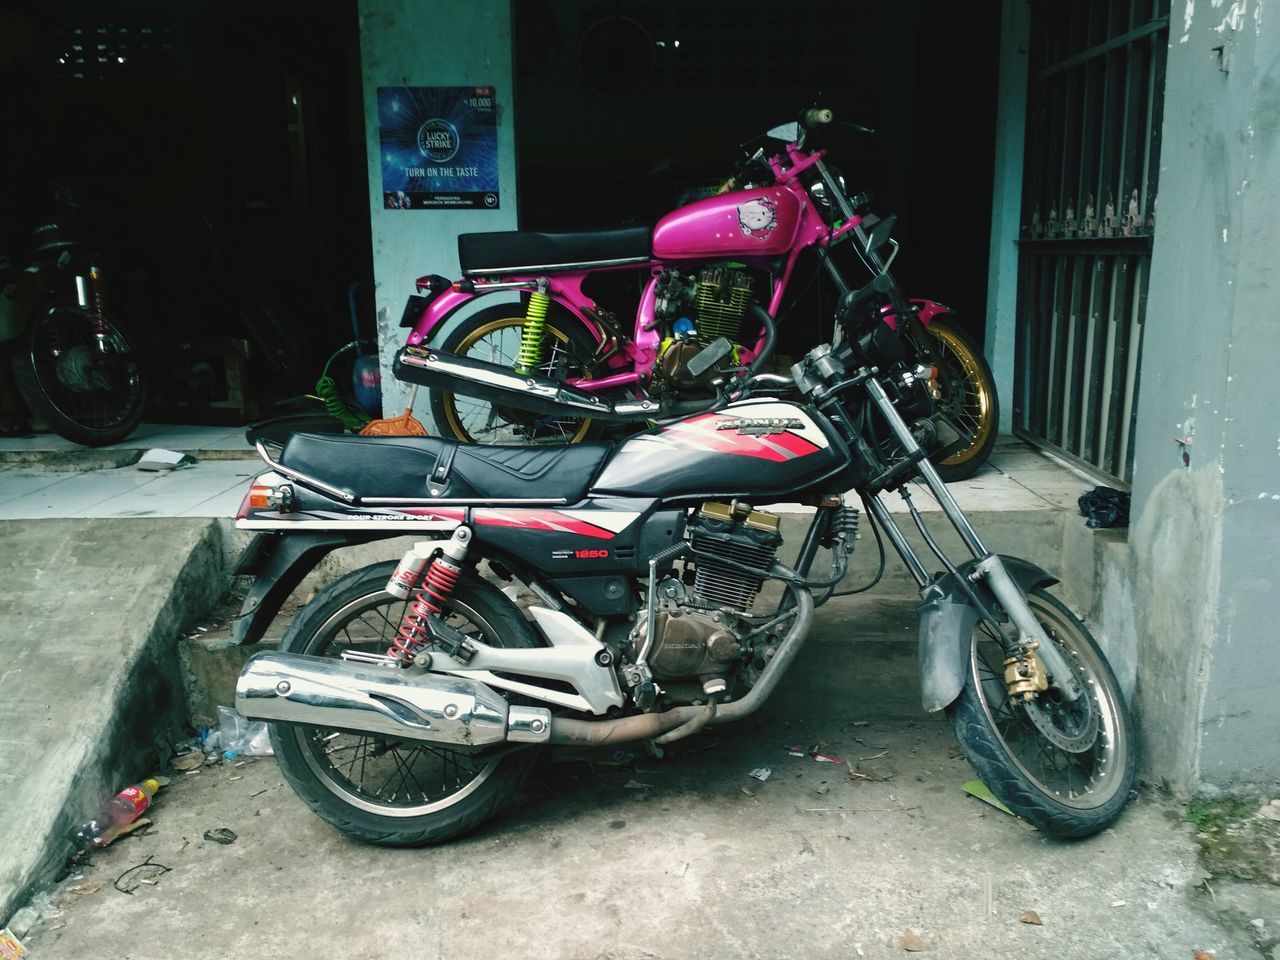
[88,264,109,339]
[385,526,472,665]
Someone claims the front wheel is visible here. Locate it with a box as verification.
[946,588,1135,838]
[430,304,602,445]
[926,317,998,482]
[268,561,542,846]
[11,295,147,446]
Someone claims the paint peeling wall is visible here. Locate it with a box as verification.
[358,0,517,415]
[1133,0,1280,787]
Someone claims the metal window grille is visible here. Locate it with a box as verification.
[1014,0,1169,484]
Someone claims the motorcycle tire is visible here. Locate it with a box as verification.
[10,295,147,447]
[946,587,1135,838]
[429,304,603,445]
[269,561,543,846]
[925,317,998,482]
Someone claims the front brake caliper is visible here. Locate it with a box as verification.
[1003,641,1050,702]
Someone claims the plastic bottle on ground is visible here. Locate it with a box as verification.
[73,777,162,849]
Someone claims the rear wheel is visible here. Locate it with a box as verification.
[946,588,1135,838]
[268,561,542,846]
[430,304,601,444]
[926,317,998,482]
[11,295,146,446]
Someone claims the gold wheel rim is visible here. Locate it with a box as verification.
[928,323,994,467]
[442,316,594,444]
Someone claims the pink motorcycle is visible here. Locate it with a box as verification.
[395,110,997,480]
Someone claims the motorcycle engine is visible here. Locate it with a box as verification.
[635,502,782,684]
[652,265,755,391]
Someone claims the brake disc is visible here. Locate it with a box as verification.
[1023,687,1100,754]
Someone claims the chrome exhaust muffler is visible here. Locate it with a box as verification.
[235,652,552,746]
[394,344,690,423]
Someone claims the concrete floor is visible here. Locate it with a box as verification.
[14,605,1265,960]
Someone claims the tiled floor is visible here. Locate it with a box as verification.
[0,426,1101,520]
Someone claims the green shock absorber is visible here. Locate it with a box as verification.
[514,281,551,375]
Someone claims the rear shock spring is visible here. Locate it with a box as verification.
[513,281,551,375]
[385,527,472,665]
[388,557,461,663]
[88,264,109,339]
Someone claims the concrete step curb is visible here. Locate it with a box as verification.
[0,518,227,924]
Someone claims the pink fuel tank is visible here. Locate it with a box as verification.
[651,186,804,260]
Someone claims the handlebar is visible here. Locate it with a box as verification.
[803,108,834,127]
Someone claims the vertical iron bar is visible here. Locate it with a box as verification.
[1117,257,1147,480]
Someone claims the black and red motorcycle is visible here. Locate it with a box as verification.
[229,198,1134,844]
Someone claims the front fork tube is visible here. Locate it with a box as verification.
[861,377,1083,702]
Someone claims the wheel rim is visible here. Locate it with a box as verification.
[968,593,1128,810]
[441,316,594,444]
[928,323,994,468]
[28,304,143,430]
[288,587,512,818]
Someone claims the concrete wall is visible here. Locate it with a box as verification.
[1129,0,1280,790]
[984,0,1030,435]
[358,0,517,416]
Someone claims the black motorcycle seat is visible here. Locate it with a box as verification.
[458,227,651,275]
[279,433,613,503]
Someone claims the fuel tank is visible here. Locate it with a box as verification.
[651,185,805,260]
[590,398,850,500]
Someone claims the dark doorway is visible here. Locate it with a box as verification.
[2,0,373,422]
[512,0,1001,354]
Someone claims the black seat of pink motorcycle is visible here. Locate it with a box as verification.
[458,227,651,275]
[279,433,613,503]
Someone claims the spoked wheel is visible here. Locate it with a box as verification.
[946,588,1135,838]
[269,561,542,846]
[925,318,998,482]
[430,304,600,444]
[11,296,147,446]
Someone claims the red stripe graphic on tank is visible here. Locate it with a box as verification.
[765,430,820,458]
[658,413,819,461]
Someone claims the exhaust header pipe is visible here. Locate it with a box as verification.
[235,652,552,746]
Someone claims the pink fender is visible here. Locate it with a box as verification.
[403,273,607,349]
[910,298,953,327]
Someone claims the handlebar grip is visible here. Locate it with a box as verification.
[804,108,834,126]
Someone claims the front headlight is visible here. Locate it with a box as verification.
[808,170,848,211]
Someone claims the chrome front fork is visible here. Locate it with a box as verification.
[862,376,1083,702]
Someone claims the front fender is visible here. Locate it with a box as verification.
[916,555,1058,713]
[908,298,953,328]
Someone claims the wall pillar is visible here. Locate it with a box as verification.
[1129,0,1280,791]
[984,0,1031,435]
[357,0,517,415]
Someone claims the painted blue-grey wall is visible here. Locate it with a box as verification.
[1131,0,1280,788]
[984,0,1030,435]
[358,0,517,416]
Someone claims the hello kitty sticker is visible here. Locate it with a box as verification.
[738,197,777,239]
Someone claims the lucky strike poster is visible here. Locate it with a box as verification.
[377,86,500,210]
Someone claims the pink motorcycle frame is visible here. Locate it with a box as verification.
[402,140,946,395]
